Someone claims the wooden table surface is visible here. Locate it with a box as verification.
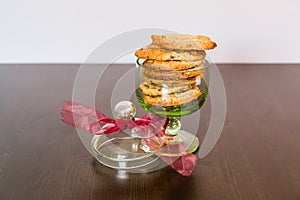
[0,64,299,200]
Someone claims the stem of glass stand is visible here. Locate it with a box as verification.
[166,117,181,136]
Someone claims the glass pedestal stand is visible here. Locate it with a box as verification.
[91,59,209,172]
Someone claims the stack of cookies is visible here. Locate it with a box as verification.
[135,34,217,107]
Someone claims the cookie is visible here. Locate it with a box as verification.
[142,65,204,80]
[142,59,204,71]
[144,75,202,86]
[140,82,194,96]
[143,87,202,107]
[135,45,206,61]
[151,34,217,51]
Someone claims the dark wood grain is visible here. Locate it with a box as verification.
[0,64,299,200]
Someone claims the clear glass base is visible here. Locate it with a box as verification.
[91,130,199,172]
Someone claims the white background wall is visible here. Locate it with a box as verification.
[1,0,300,63]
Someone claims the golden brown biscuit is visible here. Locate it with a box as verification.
[142,65,204,80]
[151,34,217,50]
[142,59,204,71]
[143,87,202,107]
[135,45,206,61]
[144,75,202,86]
[140,82,194,96]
